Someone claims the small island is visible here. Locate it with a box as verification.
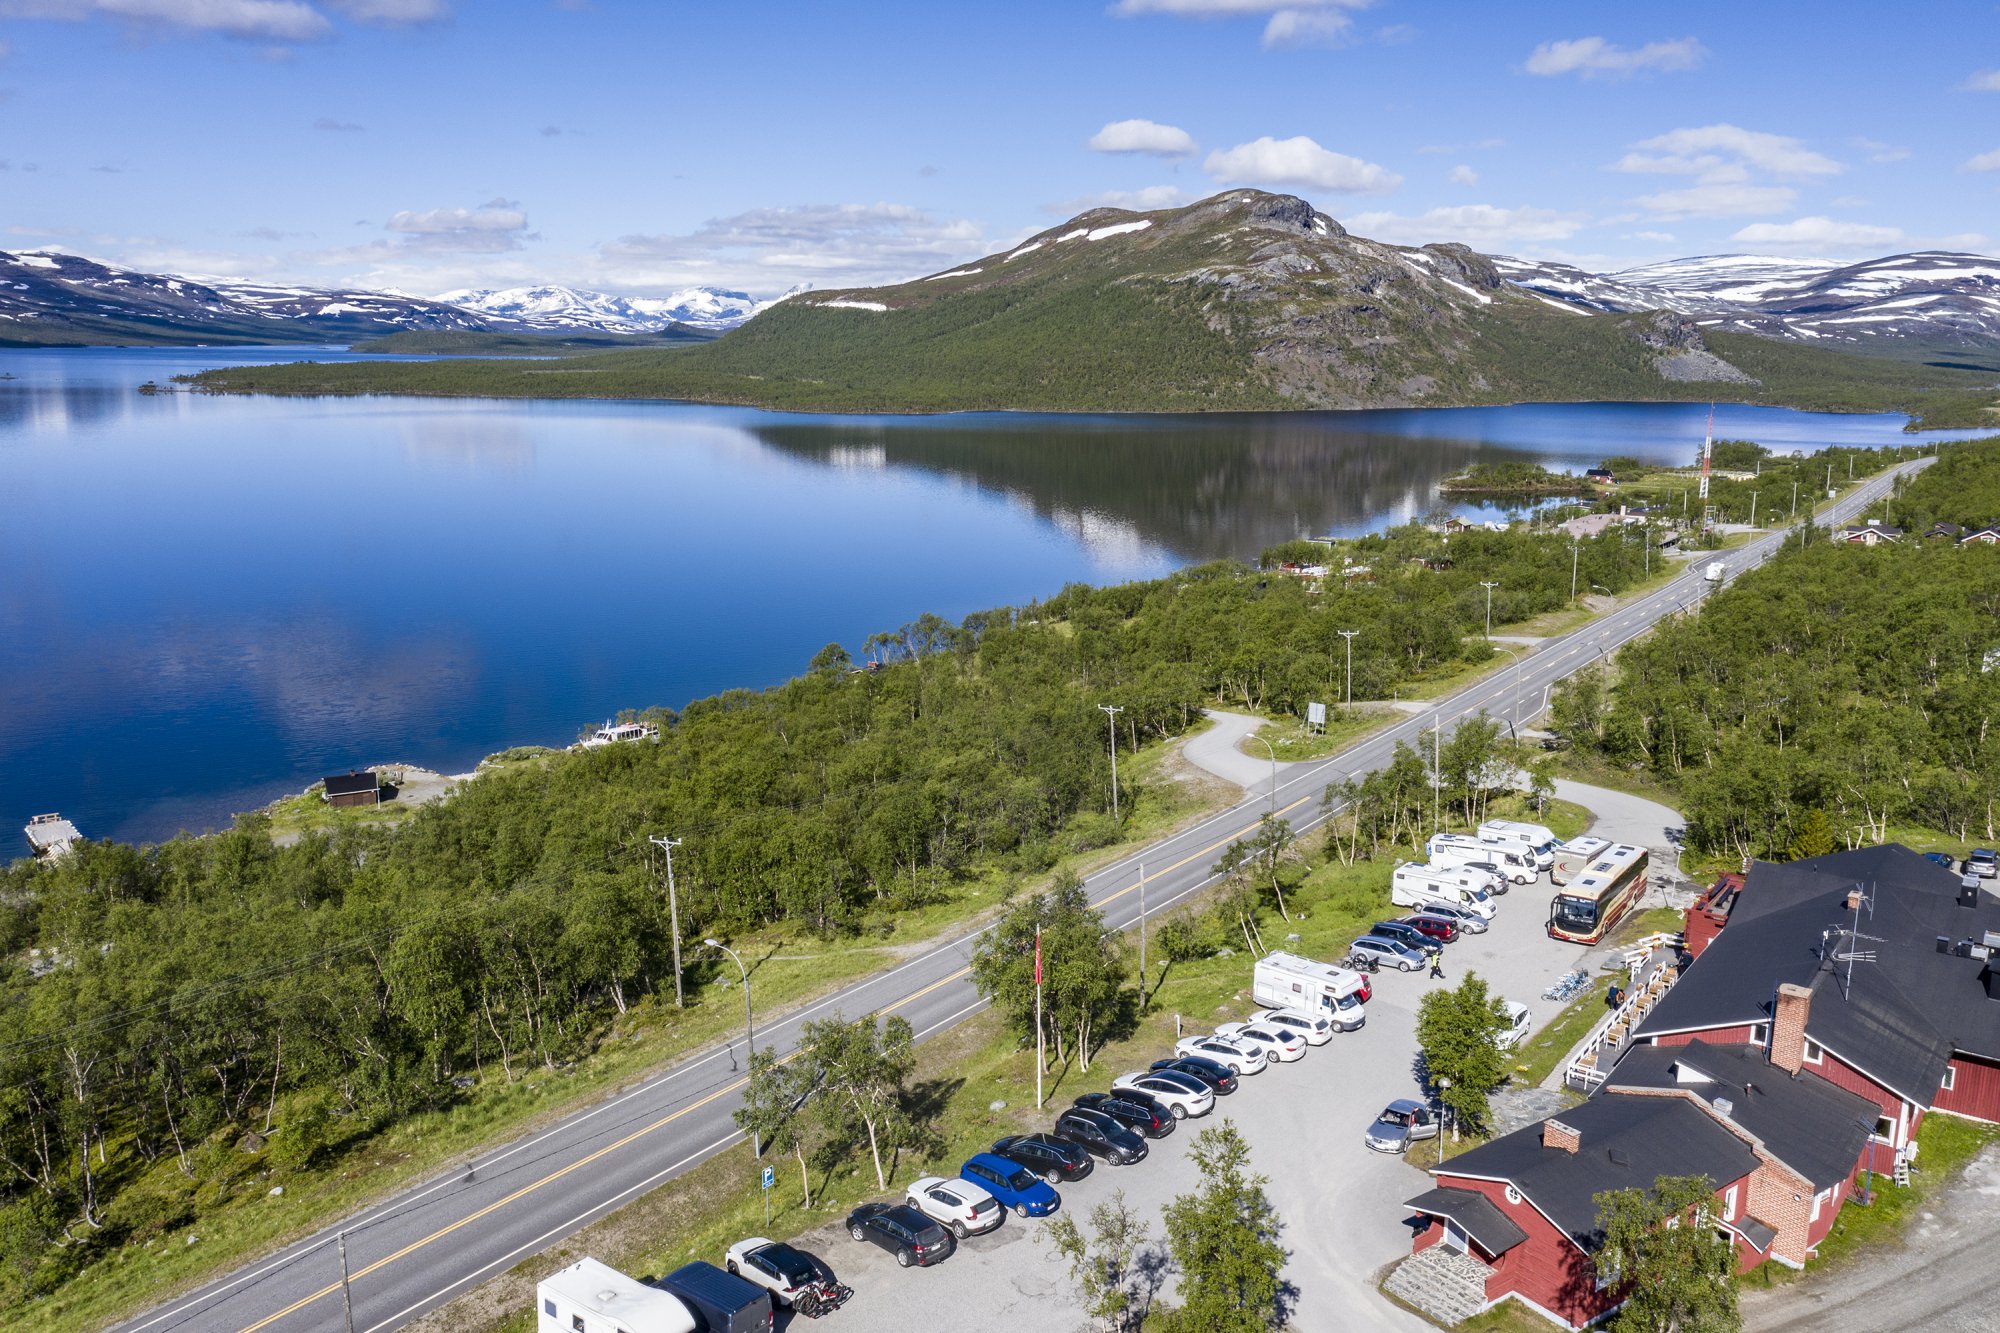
[1437,461,1598,496]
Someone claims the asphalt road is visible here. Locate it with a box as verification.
[115,460,1925,1333]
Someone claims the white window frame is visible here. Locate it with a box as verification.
[1504,1184,1522,1206]
[1722,1185,1738,1221]
[1442,1221,1470,1253]
[1810,1189,1826,1223]
[1749,1022,1769,1044]
[1941,1065,1957,1092]
[1802,1038,1824,1065]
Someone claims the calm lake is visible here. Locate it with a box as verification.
[0,346,1975,855]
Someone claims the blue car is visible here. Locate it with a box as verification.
[1923,851,1958,870]
[958,1153,1060,1217]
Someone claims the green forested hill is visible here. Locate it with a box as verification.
[185,192,2000,426]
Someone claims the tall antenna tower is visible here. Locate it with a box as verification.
[1697,404,1715,502]
[1821,882,1884,1000]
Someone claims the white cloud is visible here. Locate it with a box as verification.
[1852,137,1909,163]
[1087,119,1197,158]
[1627,230,1676,243]
[1633,182,1796,218]
[1261,8,1352,48]
[312,116,362,132]
[1524,35,1705,78]
[1204,134,1401,193]
[597,202,987,293]
[1614,124,1842,180]
[1448,164,1478,187]
[1967,148,2000,172]
[1964,69,2000,92]
[1729,216,1904,253]
[1829,195,1870,208]
[0,0,445,38]
[385,199,530,252]
[323,0,447,19]
[1048,185,1194,214]
[1346,203,1587,246]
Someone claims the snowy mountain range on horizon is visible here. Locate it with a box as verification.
[433,283,802,333]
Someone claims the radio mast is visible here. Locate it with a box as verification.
[1697,404,1714,502]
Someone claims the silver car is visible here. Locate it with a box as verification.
[1365,1098,1440,1153]
[1349,935,1427,972]
[1421,903,1490,934]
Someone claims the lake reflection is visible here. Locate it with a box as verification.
[0,345,1977,854]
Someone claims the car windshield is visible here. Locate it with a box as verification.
[1005,1166,1036,1189]
[1335,992,1361,1009]
[1469,887,1491,902]
[1552,895,1599,928]
[1378,1109,1412,1126]
[763,1246,816,1283]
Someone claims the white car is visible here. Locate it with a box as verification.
[1248,1007,1335,1046]
[904,1174,1004,1238]
[1216,1020,1307,1063]
[1496,1000,1533,1050]
[1112,1069,1215,1119]
[1175,1033,1267,1074]
[724,1237,826,1306]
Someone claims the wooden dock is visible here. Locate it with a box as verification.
[23,813,81,858]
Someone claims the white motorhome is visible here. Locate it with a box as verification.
[1251,952,1367,1030]
[1427,832,1538,884]
[1477,819,1557,869]
[1550,835,1611,886]
[538,1258,696,1333]
[1391,863,1498,919]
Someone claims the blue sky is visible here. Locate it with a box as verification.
[2,0,1996,299]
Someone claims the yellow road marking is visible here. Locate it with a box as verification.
[1098,790,1318,907]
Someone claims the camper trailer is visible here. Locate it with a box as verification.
[1390,863,1498,919]
[537,1258,696,1333]
[1550,835,1611,886]
[1427,832,1538,884]
[1251,952,1368,1030]
[1476,819,1557,870]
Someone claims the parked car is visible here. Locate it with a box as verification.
[846,1202,953,1267]
[1364,1098,1440,1154]
[1348,935,1428,972]
[1214,1020,1307,1063]
[723,1237,816,1306]
[904,1174,1004,1238]
[1074,1089,1176,1137]
[1112,1069,1215,1119]
[1174,1033,1268,1073]
[1149,1055,1239,1095]
[1495,1000,1533,1049]
[1420,902,1489,934]
[1400,913,1462,945]
[1455,860,1512,895]
[959,1152,1062,1216]
[1246,1007,1334,1046]
[1369,920,1444,954]
[1969,849,1997,879]
[724,1238,840,1310]
[1922,851,1958,871]
[1052,1107,1149,1164]
[990,1133,1094,1184]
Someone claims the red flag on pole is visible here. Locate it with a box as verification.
[1034,923,1043,987]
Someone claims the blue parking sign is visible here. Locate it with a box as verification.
[761,1165,775,1190]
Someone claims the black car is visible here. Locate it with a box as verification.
[845,1202,953,1268]
[1150,1055,1239,1095]
[1369,921,1443,954]
[991,1132,1094,1184]
[1073,1090,1175,1138]
[1053,1107,1149,1164]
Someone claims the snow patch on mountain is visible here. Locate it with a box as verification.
[436,284,764,333]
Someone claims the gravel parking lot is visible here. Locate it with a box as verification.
[773,792,1678,1333]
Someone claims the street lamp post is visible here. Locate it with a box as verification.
[1098,704,1124,827]
[1337,629,1359,707]
[1479,581,1499,639]
[705,938,759,1157]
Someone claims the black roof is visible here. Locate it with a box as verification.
[657,1260,767,1309]
[1735,1215,1777,1253]
[1436,1094,1757,1253]
[1602,1040,1877,1190]
[323,770,379,797]
[1635,845,2000,1104]
[1403,1186,1528,1256]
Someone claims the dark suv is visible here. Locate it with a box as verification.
[1053,1107,1149,1164]
[991,1133,1094,1184]
[1150,1055,1238,1095]
[846,1202,952,1268]
[1400,913,1461,944]
[1369,920,1443,954]
[1073,1090,1175,1138]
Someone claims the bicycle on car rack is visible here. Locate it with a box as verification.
[793,1281,855,1319]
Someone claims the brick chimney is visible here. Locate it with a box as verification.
[1542,1118,1580,1154]
[1771,983,1813,1074]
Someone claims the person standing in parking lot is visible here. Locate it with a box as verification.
[1429,952,1445,980]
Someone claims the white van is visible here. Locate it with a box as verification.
[1252,952,1368,1031]
[1550,835,1610,886]
[539,1258,696,1333]
[1478,820,1558,870]
[1428,833,1538,884]
[1391,863,1498,919]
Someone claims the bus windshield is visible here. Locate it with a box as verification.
[1551,895,1599,930]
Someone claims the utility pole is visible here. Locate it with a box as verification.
[1337,629,1359,707]
[1791,479,1798,521]
[649,835,685,1007]
[1432,713,1443,834]
[706,939,759,1155]
[1137,860,1148,1002]
[338,1232,356,1333]
[1479,581,1499,639]
[1569,538,1581,605]
[1826,462,1833,494]
[1098,704,1124,827]
[1749,490,1758,528]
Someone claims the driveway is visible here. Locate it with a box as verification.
[786,845,1635,1331]
[1182,709,1296,795]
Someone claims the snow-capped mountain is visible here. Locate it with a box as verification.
[1495,250,2000,345]
[436,284,765,333]
[0,248,493,343]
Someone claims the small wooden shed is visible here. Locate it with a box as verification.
[322,770,381,808]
